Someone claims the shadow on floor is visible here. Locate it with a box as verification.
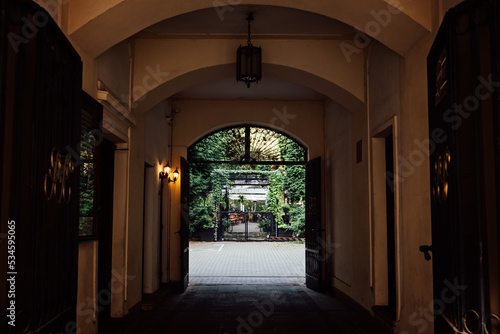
[100,284,391,334]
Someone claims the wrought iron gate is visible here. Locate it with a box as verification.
[221,211,273,241]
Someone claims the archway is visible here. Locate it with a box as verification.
[186,125,308,286]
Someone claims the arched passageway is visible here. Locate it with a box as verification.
[185,126,308,286]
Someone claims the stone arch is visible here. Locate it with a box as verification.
[68,0,430,57]
[135,63,364,114]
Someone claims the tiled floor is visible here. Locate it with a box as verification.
[102,285,389,334]
[190,241,305,285]
[100,242,390,334]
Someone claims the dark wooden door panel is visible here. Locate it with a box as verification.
[427,1,500,332]
[1,1,82,333]
[305,157,321,291]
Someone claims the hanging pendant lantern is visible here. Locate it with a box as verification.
[236,13,261,88]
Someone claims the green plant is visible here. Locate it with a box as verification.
[221,218,231,229]
[290,205,305,237]
[258,216,271,229]
[200,215,214,229]
[190,206,214,233]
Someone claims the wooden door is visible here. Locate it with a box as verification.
[98,139,115,322]
[0,1,82,332]
[305,157,322,291]
[427,1,500,332]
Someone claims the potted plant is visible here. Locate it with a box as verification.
[258,216,271,232]
[277,223,294,237]
[199,215,215,241]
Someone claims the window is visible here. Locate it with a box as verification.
[79,92,103,239]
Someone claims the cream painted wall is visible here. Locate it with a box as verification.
[98,40,131,101]
[345,104,373,309]
[126,113,146,310]
[76,242,97,334]
[132,38,365,112]
[143,167,160,294]
[368,42,402,132]
[368,41,403,313]
[145,101,170,166]
[324,100,353,286]
[144,101,172,289]
[172,99,325,157]
[394,2,441,333]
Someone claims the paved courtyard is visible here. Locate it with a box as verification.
[189,241,305,285]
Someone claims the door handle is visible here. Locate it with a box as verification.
[419,245,433,261]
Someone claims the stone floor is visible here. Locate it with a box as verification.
[100,242,390,334]
[101,285,390,334]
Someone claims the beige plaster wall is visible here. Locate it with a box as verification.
[132,38,365,110]
[76,241,97,334]
[368,42,402,132]
[144,101,172,289]
[327,40,405,320]
[324,100,353,286]
[98,40,131,101]
[394,2,440,333]
[346,104,373,309]
[125,113,146,310]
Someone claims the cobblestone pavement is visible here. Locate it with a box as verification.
[189,241,305,285]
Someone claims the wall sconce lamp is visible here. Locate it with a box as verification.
[159,163,179,183]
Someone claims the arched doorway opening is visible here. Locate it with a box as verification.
[185,125,311,287]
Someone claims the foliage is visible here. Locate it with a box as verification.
[289,205,306,237]
[282,140,305,204]
[258,216,271,230]
[189,205,214,233]
[221,218,231,229]
[188,126,307,239]
[266,169,286,225]
[79,131,97,235]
